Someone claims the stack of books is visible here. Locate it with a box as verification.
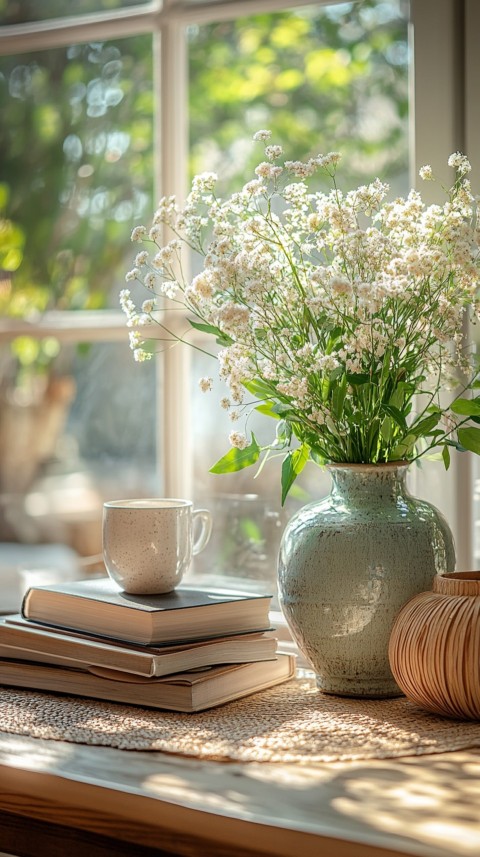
[0,577,295,712]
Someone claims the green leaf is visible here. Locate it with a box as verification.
[445,439,464,450]
[346,373,370,385]
[380,416,393,443]
[458,427,480,455]
[281,443,310,506]
[243,378,276,400]
[380,349,392,388]
[382,404,407,431]
[390,433,417,459]
[272,402,294,415]
[310,449,325,466]
[325,327,343,354]
[410,413,441,437]
[329,365,344,382]
[255,401,280,420]
[210,434,260,474]
[389,386,405,410]
[188,318,232,345]
[451,397,480,417]
[321,375,330,402]
[332,373,347,420]
[253,328,268,341]
[442,444,451,470]
[188,319,218,335]
[276,419,292,443]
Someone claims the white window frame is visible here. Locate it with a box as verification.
[410,0,476,571]
[0,0,476,568]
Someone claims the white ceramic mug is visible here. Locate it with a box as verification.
[102,499,213,595]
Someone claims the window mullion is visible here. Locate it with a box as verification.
[411,0,472,570]
[465,0,480,567]
[156,13,193,499]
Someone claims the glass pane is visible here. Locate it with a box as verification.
[0,341,157,545]
[0,1,151,26]
[0,34,156,601]
[186,0,410,598]
[0,336,158,610]
[0,36,153,313]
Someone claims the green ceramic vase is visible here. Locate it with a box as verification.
[277,463,456,698]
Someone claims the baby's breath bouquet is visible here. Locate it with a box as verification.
[121,131,480,503]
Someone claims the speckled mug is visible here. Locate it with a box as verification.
[103,499,213,595]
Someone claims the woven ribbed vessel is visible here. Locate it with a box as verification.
[389,572,480,719]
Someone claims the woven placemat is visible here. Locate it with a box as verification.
[2,675,480,763]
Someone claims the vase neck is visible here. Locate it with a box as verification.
[328,463,410,504]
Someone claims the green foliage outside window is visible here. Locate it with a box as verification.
[189,1,408,191]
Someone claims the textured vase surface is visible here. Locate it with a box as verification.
[389,572,480,719]
[278,463,456,698]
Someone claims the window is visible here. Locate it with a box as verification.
[0,9,158,564]
[0,0,475,595]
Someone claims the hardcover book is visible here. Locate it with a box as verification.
[21,577,273,645]
[0,653,296,712]
[0,615,277,678]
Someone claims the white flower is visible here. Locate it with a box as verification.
[142,299,155,313]
[253,130,272,141]
[419,165,433,180]
[144,273,156,290]
[255,162,283,180]
[131,226,147,242]
[135,250,149,266]
[191,272,214,299]
[149,225,162,241]
[133,348,152,362]
[229,431,248,449]
[312,152,341,168]
[265,144,283,160]
[192,171,218,192]
[284,160,315,178]
[161,280,179,299]
[129,330,142,349]
[316,354,340,373]
[448,152,472,174]
[199,377,213,392]
[243,179,267,196]
[120,289,139,326]
[216,302,250,335]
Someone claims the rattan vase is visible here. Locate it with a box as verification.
[389,572,480,719]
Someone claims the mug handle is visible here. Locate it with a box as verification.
[192,508,213,555]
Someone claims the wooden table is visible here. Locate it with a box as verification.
[0,730,480,857]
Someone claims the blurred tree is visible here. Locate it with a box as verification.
[0,37,153,315]
[188,0,408,192]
